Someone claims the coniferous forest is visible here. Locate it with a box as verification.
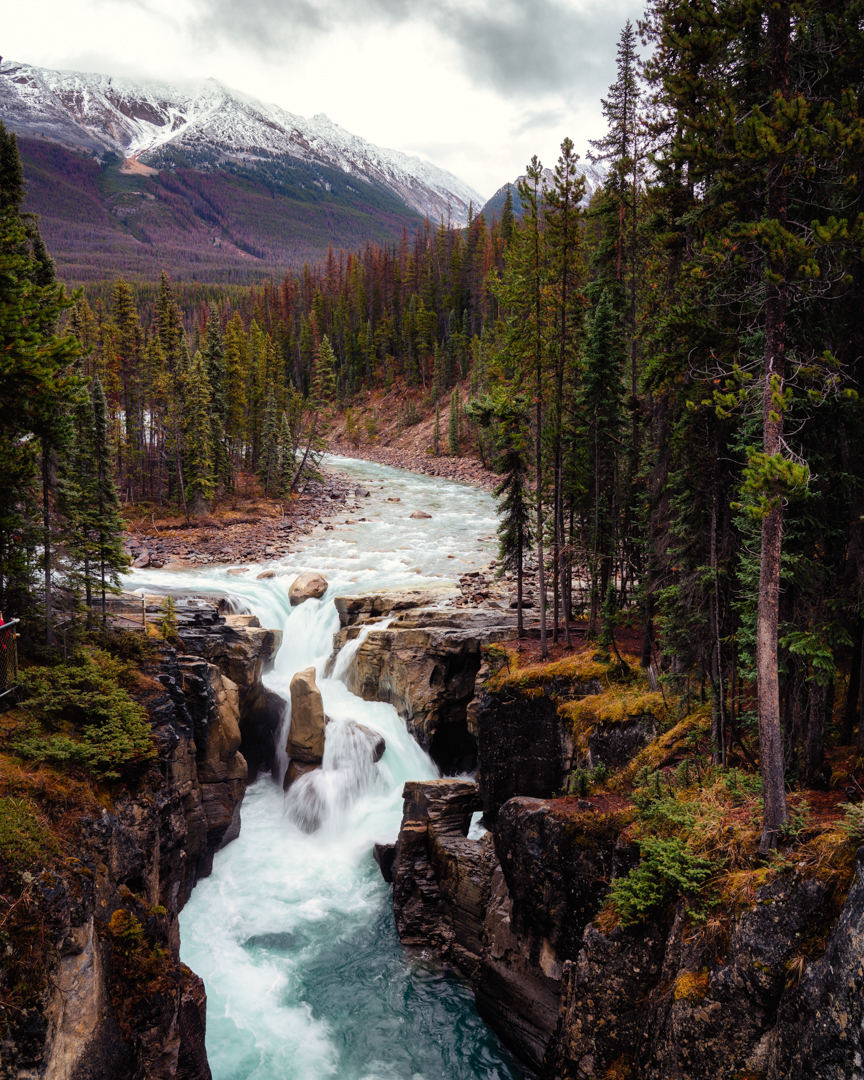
[3,0,864,866]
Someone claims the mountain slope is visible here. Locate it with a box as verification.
[480,163,606,222]
[1,60,482,225]
[16,136,425,285]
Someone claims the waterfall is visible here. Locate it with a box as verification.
[125,456,521,1080]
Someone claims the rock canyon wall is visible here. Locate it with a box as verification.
[1,597,285,1080]
[344,593,864,1080]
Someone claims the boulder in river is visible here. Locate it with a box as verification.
[133,550,150,568]
[289,571,328,606]
[346,720,386,762]
[355,487,371,497]
[257,570,277,580]
[282,759,320,792]
[410,510,432,519]
[286,666,327,762]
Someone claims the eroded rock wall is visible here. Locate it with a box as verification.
[3,601,284,1080]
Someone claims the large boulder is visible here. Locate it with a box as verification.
[289,571,328,606]
[410,510,432,519]
[286,666,327,762]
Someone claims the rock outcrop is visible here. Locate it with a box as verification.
[286,666,327,763]
[2,600,285,1080]
[385,770,864,1080]
[146,595,286,780]
[288,571,328,606]
[330,598,518,773]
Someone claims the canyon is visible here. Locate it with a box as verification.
[5,458,863,1080]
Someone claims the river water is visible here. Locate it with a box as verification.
[126,456,522,1080]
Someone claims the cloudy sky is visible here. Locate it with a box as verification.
[5,0,645,200]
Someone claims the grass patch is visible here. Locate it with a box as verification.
[0,796,55,875]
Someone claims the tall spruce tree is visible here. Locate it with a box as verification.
[183,353,216,516]
[90,376,127,622]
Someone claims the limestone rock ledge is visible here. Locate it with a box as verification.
[329,595,519,774]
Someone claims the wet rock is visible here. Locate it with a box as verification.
[286,666,327,762]
[133,550,151,568]
[257,569,277,579]
[282,759,321,792]
[391,779,489,962]
[346,720,386,762]
[475,687,570,822]
[588,715,658,771]
[355,487,371,497]
[373,842,397,883]
[289,570,328,606]
[410,510,432,519]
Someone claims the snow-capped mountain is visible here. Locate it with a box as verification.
[0,59,482,225]
[480,163,607,223]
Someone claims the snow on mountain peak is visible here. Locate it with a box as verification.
[0,59,483,225]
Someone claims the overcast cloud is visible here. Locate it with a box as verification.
[5,0,645,198]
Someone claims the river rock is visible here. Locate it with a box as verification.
[355,487,371,497]
[289,571,328,606]
[133,549,150,567]
[410,510,432,519]
[286,666,327,762]
[257,569,277,580]
[346,720,386,762]
[282,759,320,791]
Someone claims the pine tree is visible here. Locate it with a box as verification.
[183,353,216,516]
[501,186,515,247]
[259,386,280,494]
[578,289,626,638]
[90,376,128,623]
[544,137,588,644]
[468,391,534,637]
[448,386,460,457]
[0,122,81,642]
[277,414,294,496]
[203,303,231,491]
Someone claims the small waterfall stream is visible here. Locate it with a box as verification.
[126,457,521,1080]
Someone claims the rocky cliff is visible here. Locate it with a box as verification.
[1,598,284,1080]
[329,593,518,774]
[335,594,864,1080]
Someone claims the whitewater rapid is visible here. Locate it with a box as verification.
[126,456,521,1080]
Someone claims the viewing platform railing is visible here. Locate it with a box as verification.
[0,619,20,699]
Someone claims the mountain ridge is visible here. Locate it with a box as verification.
[0,59,483,225]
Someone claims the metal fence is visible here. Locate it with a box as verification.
[0,619,20,699]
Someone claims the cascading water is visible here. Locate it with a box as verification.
[126,457,522,1080]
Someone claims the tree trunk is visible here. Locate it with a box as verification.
[756,0,791,853]
[42,442,52,647]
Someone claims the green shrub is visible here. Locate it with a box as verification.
[610,836,714,926]
[10,653,156,781]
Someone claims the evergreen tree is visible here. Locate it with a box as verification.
[259,386,280,495]
[90,376,128,622]
[183,353,216,516]
[433,402,441,457]
[0,122,81,641]
[448,386,460,457]
[577,289,626,637]
[203,303,231,491]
